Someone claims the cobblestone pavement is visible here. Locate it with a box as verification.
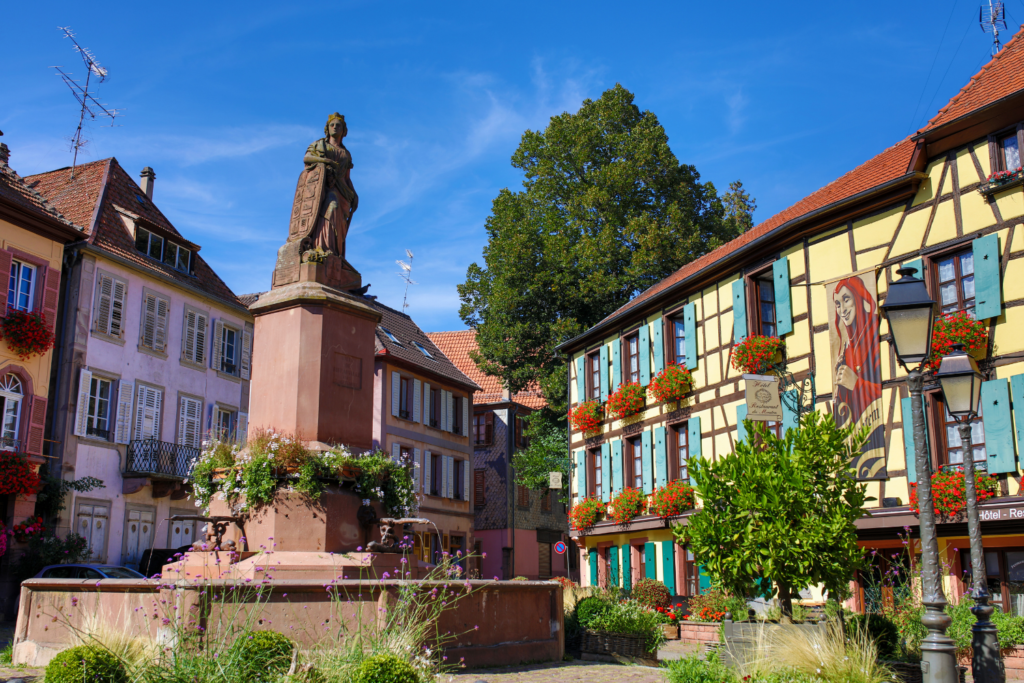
[448,660,669,682]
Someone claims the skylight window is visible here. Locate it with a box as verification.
[412,341,434,359]
[380,327,402,345]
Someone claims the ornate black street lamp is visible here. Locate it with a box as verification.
[881,266,957,683]
[935,344,1004,683]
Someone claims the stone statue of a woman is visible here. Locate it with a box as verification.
[287,113,359,259]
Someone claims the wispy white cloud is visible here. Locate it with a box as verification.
[726,90,748,135]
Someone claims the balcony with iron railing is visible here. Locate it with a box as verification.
[0,435,22,452]
[124,439,201,479]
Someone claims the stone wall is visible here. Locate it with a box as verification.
[474,408,510,532]
[678,620,720,646]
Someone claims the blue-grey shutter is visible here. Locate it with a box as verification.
[609,545,619,588]
[610,341,620,393]
[781,389,799,435]
[901,397,918,483]
[981,378,1016,474]
[652,317,665,375]
[645,542,657,580]
[974,234,1002,320]
[662,541,676,595]
[600,345,610,401]
[576,449,587,498]
[575,356,586,404]
[643,429,656,494]
[684,302,698,370]
[622,545,632,591]
[601,442,612,502]
[698,565,712,593]
[732,278,748,342]
[653,426,667,490]
[1011,374,1024,471]
[688,417,701,486]
[589,548,598,586]
[639,324,651,385]
[773,257,793,337]
[736,404,748,444]
[611,439,623,497]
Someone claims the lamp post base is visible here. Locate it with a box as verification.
[921,599,958,683]
[971,585,1005,683]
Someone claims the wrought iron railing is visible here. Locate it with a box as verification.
[125,439,200,479]
[0,435,22,452]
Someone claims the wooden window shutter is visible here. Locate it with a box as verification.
[900,397,925,483]
[600,442,611,502]
[736,404,749,444]
[661,540,676,594]
[74,368,93,437]
[141,294,157,349]
[610,439,622,498]
[154,297,169,351]
[973,234,1003,320]
[638,323,651,385]
[541,489,551,512]
[687,418,701,486]
[1012,375,1024,469]
[423,450,432,494]
[603,345,613,399]
[114,380,134,444]
[732,277,748,342]
[413,379,421,423]
[413,448,421,491]
[26,395,46,455]
[423,383,431,423]
[446,455,454,498]
[391,442,401,463]
[463,459,470,503]
[0,250,12,315]
[474,469,485,507]
[646,429,660,491]
[644,542,657,580]
[240,329,252,380]
[94,274,113,335]
[981,379,1015,474]
[462,396,469,437]
[575,356,585,404]
[391,372,400,417]
[485,411,494,444]
[235,412,248,443]
[195,312,208,365]
[683,302,698,370]
[517,485,529,507]
[773,257,793,336]
[782,388,799,434]
[38,264,60,334]
[182,310,196,363]
[446,391,454,432]
[211,320,225,370]
[575,450,586,498]
[178,396,200,449]
[651,317,665,375]
[110,279,127,338]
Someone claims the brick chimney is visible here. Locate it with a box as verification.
[0,143,10,166]
[140,167,156,199]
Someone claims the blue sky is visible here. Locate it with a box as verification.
[3,2,1020,331]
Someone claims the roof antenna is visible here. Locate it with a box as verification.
[51,27,122,178]
[979,1,1008,56]
[396,249,417,313]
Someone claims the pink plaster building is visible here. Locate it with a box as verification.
[26,159,253,570]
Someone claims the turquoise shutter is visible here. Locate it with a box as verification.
[974,234,1002,320]
[1011,374,1024,470]
[651,428,667,491]
[781,389,799,435]
[652,317,665,375]
[639,324,651,385]
[611,439,623,497]
[900,397,919,483]
[576,450,587,498]
[609,546,619,588]
[622,545,632,591]
[575,356,586,404]
[610,342,620,393]
[662,541,676,595]
[589,548,598,586]
[732,278,748,342]
[601,442,612,502]
[981,378,1016,474]
[645,543,657,580]
[773,257,793,337]
[736,404,749,444]
[698,565,712,593]
[688,417,701,486]
[600,345,610,400]
[642,430,655,493]
[684,302,698,370]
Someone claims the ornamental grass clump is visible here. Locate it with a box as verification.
[569,496,605,531]
[649,479,696,517]
[648,363,694,403]
[609,486,646,524]
[909,468,997,518]
[606,381,646,420]
[923,311,988,373]
[730,335,784,375]
[569,400,603,432]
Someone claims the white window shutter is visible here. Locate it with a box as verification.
[110,279,127,338]
[212,320,225,371]
[182,310,196,362]
[141,294,156,348]
[94,275,113,335]
[240,329,252,380]
[195,313,208,365]
[113,379,134,444]
[423,383,431,424]
[440,392,447,431]
[179,396,200,448]
[423,451,432,495]
[446,456,454,499]
[462,397,469,437]
[413,448,421,491]
[463,459,470,503]
[413,379,421,423]
[74,368,93,437]
[391,372,400,417]
[235,412,248,443]
[439,455,447,497]
[153,389,164,442]
[134,385,147,440]
[155,297,169,351]
[446,392,454,432]
[391,442,400,463]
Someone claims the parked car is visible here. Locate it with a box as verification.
[34,564,146,579]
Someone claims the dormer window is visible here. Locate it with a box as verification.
[381,327,402,345]
[135,226,192,274]
[135,227,163,261]
[412,341,433,359]
[163,242,192,273]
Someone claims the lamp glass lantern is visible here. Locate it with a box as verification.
[881,266,937,367]
[935,343,983,419]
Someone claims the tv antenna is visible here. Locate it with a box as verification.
[979,1,1008,55]
[51,27,122,176]
[396,249,417,313]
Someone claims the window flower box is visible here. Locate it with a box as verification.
[978,167,1023,198]
[648,363,694,404]
[0,451,41,496]
[606,382,646,420]
[0,310,55,361]
[609,486,647,524]
[731,336,784,375]
[569,496,605,531]
[923,312,988,373]
[649,480,696,518]
[909,467,997,518]
[569,400,603,433]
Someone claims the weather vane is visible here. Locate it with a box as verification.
[396,249,417,313]
[52,27,122,176]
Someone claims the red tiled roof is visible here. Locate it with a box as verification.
[25,158,247,312]
[921,25,1024,132]
[427,330,546,409]
[372,303,480,392]
[0,158,81,233]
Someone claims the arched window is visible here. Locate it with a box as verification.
[0,374,23,449]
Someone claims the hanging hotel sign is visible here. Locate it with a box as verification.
[824,267,887,480]
[744,374,783,422]
[549,472,562,489]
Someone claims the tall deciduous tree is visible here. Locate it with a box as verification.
[458,85,747,416]
[675,413,871,619]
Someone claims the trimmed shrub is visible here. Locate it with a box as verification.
[45,645,127,683]
[575,595,614,629]
[665,651,735,683]
[354,654,420,683]
[234,630,294,681]
[849,612,900,659]
[632,578,671,609]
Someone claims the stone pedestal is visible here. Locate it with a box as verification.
[247,281,381,450]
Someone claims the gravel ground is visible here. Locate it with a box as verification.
[447,660,670,682]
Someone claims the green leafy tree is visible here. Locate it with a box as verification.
[723,179,757,234]
[459,84,747,414]
[674,412,871,619]
[512,411,569,502]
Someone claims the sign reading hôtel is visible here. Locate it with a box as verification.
[979,506,1024,522]
[743,374,783,422]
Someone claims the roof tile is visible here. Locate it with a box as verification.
[372,303,480,392]
[427,330,546,409]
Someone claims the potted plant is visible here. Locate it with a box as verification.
[0,310,55,360]
[910,467,997,518]
[653,605,683,639]
[649,479,696,518]
[648,363,694,404]
[979,166,1023,196]
[606,382,646,420]
[569,496,605,531]
[731,335,784,375]
[12,517,45,543]
[0,451,42,496]
[609,486,647,525]
[923,311,988,373]
[569,400,603,433]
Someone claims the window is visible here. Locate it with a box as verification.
[93,272,127,339]
[220,325,237,374]
[380,326,402,345]
[753,272,777,337]
[938,402,987,468]
[140,292,169,353]
[398,377,412,419]
[673,424,689,482]
[935,249,976,317]
[214,407,235,441]
[412,341,433,358]
[541,489,552,512]
[669,317,686,366]
[177,396,201,449]
[960,548,1024,616]
[453,395,463,434]
[588,351,601,400]
[181,308,209,366]
[517,484,530,508]
[430,387,441,427]
[514,414,528,449]
[0,374,23,449]
[430,453,441,496]
[627,437,643,489]
[635,544,646,584]
[683,545,703,596]
[626,333,640,383]
[85,376,112,440]
[134,385,163,441]
[7,261,35,312]
[588,448,602,497]
[162,242,191,274]
[999,132,1021,171]
[134,227,164,262]
[474,468,486,507]
[473,412,493,445]
[454,459,465,500]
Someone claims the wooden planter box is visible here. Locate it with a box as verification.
[662,623,680,640]
[581,629,652,659]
